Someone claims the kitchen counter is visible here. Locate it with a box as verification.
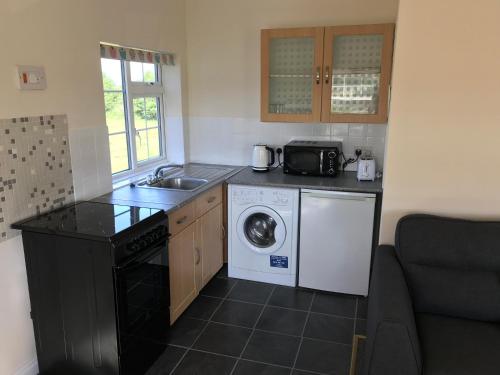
[226,166,383,193]
[91,163,244,213]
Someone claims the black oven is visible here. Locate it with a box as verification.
[283,140,342,177]
[114,224,170,375]
[14,202,172,375]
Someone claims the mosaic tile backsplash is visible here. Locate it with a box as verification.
[0,114,74,241]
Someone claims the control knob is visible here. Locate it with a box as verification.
[129,243,141,253]
[328,151,337,159]
[328,168,335,175]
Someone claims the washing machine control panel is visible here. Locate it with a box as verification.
[232,188,291,206]
[271,190,289,205]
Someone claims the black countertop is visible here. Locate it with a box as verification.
[226,166,383,193]
[12,201,165,241]
[91,163,244,213]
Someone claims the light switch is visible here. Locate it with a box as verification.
[16,65,47,90]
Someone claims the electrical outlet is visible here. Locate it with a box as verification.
[358,147,373,157]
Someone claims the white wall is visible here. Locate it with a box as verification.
[0,1,187,373]
[185,0,398,166]
[380,0,500,243]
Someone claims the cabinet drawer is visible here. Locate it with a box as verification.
[169,202,195,236]
[195,185,222,217]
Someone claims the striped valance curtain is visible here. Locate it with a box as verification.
[100,43,175,66]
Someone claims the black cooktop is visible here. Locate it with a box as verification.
[12,201,166,242]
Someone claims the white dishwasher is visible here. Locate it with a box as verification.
[298,189,376,296]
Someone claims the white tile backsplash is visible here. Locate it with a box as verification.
[348,124,367,138]
[188,117,387,171]
[69,125,112,200]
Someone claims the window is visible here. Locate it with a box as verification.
[100,58,165,176]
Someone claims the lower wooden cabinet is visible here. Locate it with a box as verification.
[168,185,225,324]
[169,222,197,323]
[196,203,224,290]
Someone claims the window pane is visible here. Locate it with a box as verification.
[109,133,130,174]
[147,128,160,159]
[130,62,157,82]
[104,92,126,133]
[145,97,159,127]
[143,63,156,83]
[133,98,147,129]
[130,62,143,82]
[135,129,149,162]
[101,58,122,90]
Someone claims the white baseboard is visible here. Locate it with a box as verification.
[14,358,38,375]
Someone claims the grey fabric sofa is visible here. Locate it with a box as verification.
[363,214,500,375]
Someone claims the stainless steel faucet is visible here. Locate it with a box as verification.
[153,164,184,178]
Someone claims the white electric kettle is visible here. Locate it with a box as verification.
[252,144,275,172]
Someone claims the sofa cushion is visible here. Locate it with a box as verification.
[417,313,500,375]
[405,263,500,321]
[396,215,500,321]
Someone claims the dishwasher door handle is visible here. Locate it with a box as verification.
[301,190,376,201]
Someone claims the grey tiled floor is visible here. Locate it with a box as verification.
[147,265,368,375]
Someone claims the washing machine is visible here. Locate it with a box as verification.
[228,184,299,286]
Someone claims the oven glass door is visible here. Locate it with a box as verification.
[114,243,170,375]
[286,150,321,174]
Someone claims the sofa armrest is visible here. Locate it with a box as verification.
[362,245,422,375]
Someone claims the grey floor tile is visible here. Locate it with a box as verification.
[184,295,221,320]
[268,286,314,311]
[311,292,357,318]
[295,338,352,375]
[166,316,207,347]
[211,299,263,328]
[256,306,307,336]
[304,313,354,345]
[242,330,301,367]
[200,277,237,298]
[193,322,252,357]
[172,350,236,375]
[233,360,291,375]
[228,280,274,304]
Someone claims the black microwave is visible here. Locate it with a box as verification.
[283,140,342,177]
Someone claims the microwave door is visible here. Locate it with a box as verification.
[287,151,321,175]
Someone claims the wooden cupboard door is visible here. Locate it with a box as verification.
[169,223,197,324]
[261,27,325,123]
[321,24,395,123]
[197,204,224,289]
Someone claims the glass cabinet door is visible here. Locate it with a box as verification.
[261,28,324,122]
[321,24,395,123]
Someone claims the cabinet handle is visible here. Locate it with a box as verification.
[195,247,201,265]
[176,215,188,225]
[221,225,226,240]
[207,196,216,203]
[324,66,330,84]
[315,66,321,84]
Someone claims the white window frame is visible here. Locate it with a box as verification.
[103,59,168,182]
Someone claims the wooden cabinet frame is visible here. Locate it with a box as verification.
[261,27,325,123]
[321,24,395,124]
[261,24,395,124]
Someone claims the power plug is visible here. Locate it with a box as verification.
[355,149,362,157]
[276,147,283,155]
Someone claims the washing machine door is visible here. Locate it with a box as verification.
[237,206,286,254]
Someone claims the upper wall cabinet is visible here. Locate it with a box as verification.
[261,27,325,123]
[261,24,395,124]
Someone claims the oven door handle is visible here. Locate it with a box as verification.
[319,151,324,175]
[114,242,167,272]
